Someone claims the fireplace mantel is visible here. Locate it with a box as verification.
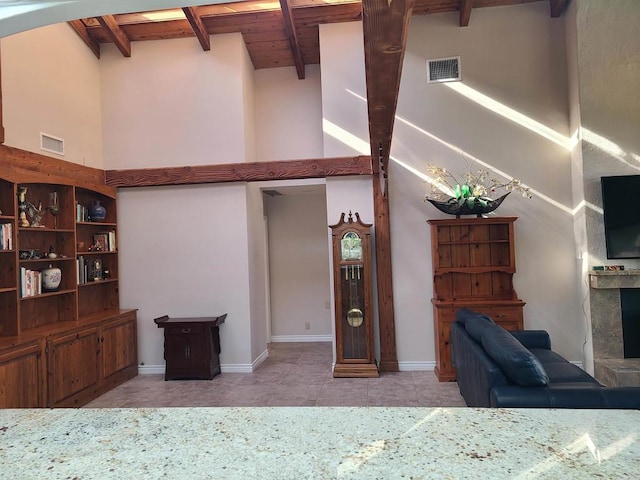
[589,269,640,289]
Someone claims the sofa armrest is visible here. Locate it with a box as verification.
[509,330,551,350]
[490,385,640,409]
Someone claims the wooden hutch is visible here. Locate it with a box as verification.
[0,148,137,407]
[428,216,524,381]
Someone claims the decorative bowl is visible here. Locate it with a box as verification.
[426,193,510,218]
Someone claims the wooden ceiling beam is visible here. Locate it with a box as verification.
[68,20,101,58]
[182,7,211,51]
[362,0,415,373]
[105,156,372,187]
[460,0,474,27]
[549,0,567,18]
[97,15,131,57]
[279,0,306,79]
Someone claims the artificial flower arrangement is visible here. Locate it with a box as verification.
[424,163,532,216]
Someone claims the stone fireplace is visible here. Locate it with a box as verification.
[589,270,640,387]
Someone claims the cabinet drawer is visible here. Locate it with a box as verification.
[165,325,205,337]
[483,306,522,321]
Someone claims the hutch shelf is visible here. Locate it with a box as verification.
[428,216,524,381]
[0,166,137,408]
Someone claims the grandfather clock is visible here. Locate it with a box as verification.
[330,212,378,377]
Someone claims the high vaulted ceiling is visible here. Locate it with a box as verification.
[68,0,567,80]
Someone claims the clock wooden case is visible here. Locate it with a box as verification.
[330,212,378,378]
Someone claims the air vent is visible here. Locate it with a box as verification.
[427,56,461,83]
[40,133,65,156]
[262,190,282,197]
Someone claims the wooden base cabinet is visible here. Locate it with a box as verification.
[101,312,138,385]
[428,217,525,381]
[0,341,46,408]
[47,327,101,407]
[47,310,138,407]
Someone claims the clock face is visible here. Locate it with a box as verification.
[341,232,362,261]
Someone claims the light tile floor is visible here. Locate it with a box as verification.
[85,342,467,408]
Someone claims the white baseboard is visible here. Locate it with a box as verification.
[270,335,332,342]
[137,349,271,375]
[137,365,164,375]
[134,359,581,375]
[397,361,436,371]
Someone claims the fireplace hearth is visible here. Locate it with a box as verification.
[589,270,640,387]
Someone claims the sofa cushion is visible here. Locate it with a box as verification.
[456,308,486,326]
[530,349,600,384]
[481,325,549,387]
[464,315,496,343]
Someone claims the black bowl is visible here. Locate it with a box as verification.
[426,193,510,218]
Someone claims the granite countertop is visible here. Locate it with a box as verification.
[1,407,638,479]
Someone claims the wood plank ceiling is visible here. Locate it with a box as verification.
[68,0,566,79]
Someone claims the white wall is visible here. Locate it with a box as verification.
[246,182,269,360]
[570,0,640,372]
[100,34,249,169]
[392,3,580,363]
[117,183,254,371]
[1,23,103,168]
[265,187,332,339]
[254,65,323,161]
[319,22,370,158]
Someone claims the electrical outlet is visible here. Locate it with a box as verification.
[325,301,330,309]
[305,321,311,330]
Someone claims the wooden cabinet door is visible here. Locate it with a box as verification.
[101,314,137,382]
[164,325,211,380]
[48,328,100,407]
[0,342,45,408]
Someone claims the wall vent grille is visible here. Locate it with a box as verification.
[40,133,65,156]
[427,57,461,83]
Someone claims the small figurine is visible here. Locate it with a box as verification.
[19,211,30,227]
[27,201,46,228]
[48,245,57,259]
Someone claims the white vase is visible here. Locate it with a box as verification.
[42,264,62,292]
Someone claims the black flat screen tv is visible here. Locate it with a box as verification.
[601,175,640,259]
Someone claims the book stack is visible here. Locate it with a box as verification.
[76,203,89,222]
[0,223,12,250]
[77,256,89,284]
[20,267,42,297]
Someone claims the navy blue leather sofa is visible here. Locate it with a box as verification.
[451,309,640,408]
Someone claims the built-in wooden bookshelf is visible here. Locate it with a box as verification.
[0,153,137,408]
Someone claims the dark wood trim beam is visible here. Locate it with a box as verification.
[182,7,211,51]
[0,144,108,192]
[279,0,305,79]
[68,20,101,58]
[105,156,372,188]
[550,0,567,18]
[362,0,414,372]
[97,15,131,57]
[460,0,474,27]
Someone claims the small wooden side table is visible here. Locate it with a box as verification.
[154,314,227,381]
